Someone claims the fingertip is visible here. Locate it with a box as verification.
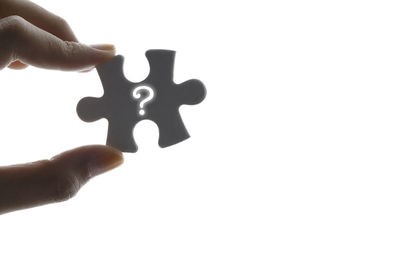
[90,44,116,60]
[76,44,116,72]
[88,145,124,177]
[51,145,124,181]
[92,45,117,63]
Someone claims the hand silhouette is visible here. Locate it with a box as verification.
[0,0,123,215]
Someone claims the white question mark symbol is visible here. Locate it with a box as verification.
[132,85,155,116]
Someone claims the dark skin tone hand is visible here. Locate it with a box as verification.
[0,0,124,215]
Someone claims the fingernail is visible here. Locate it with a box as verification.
[78,67,95,73]
[88,146,124,177]
[77,44,115,73]
[90,44,116,51]
[78,67,94,73]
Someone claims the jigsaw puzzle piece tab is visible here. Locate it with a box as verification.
[76,97,107,122]
[175,79,207,105]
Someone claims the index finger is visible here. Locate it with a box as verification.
[0,0,77,41]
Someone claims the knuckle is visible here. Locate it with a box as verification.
[53,171,81,202]
[54,16,70,32]
[52,16,76,42]
[62,41,79,57]
[1,15,27,38]
[55,16,68,27]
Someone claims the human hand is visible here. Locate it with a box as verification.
[0,0,115,71]
[0,0,124,215]
[0,146,123,215]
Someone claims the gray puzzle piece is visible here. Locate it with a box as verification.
[76,50,206,152]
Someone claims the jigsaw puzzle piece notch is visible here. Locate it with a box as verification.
[151,108,190,148]
[96,55,132,95]
[106,119,138,152]
[145,50,175,83]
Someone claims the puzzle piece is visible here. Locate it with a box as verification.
[76,50,206,152]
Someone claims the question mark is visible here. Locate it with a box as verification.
[132,85,155,116]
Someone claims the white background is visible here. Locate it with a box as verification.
[1,0,400,266]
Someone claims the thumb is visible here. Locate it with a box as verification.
[0,145,123,215]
